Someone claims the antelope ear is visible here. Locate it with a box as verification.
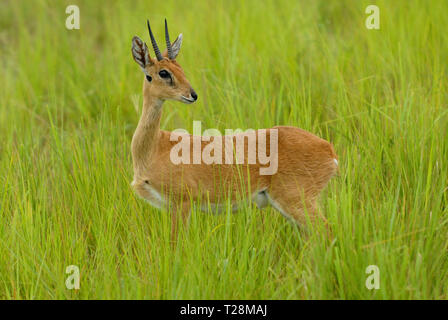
[132,36,153,71]
[163,33,183,59]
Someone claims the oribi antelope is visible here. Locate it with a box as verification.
[130,20,338,232]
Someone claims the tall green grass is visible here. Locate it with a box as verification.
[0,0,447,299]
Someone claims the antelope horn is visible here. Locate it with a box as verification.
[147,19,163,61]
[165,19,173,59]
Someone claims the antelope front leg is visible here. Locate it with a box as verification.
[170,201,191,244]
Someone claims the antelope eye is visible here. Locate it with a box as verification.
[146,75,152,82]
[159,70,170,79]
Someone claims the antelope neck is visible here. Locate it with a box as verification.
[131,89,164,176]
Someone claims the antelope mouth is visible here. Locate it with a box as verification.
[181,96,195,104]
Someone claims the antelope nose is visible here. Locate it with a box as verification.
[190,89,198,101]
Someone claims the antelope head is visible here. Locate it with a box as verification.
[131,19,197,104]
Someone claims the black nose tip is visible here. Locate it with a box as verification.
[191,90,198,101]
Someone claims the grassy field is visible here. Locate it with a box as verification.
[0,0,447,299]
